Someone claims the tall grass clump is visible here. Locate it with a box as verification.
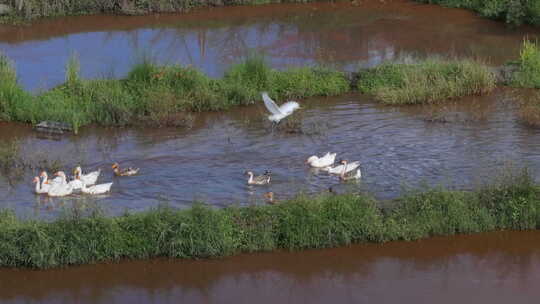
[2,167,540,269]
[0,53,350,130]
[222,55,349,106]
[415,0,540,26]
[358,57,496,105]
[0,53,32,122]
[512,40,540,88]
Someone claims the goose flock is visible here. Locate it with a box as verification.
[32,93,359,201]
[33,163,139,197]
[245,93,362,187]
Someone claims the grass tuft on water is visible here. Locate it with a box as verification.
[358,57,496,105]
[1,168,540,269]
[512,40,540,88]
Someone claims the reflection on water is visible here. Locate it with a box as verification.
[2,90,540,219]
[0,1,539,91]
[1,230,540,303]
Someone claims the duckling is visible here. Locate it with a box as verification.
[245,170,271,185]
[264,192,276,204]
[112,163,140,177]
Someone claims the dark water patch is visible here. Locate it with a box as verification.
[1,230,540,303]
[1,1,539,91]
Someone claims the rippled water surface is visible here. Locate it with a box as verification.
[1,90,540,219]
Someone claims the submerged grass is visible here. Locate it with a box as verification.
[0,53,349,132]
[1,168,539,269]
[358,57,496,105]
[516,90,540,127]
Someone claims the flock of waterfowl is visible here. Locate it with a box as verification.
[246,93,362,193]
[31,93,360,201]
[32,163,139,197]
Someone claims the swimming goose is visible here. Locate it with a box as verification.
[74,166,100,185]
[322,160,360,175]
[40,171,62,185]
[339,160,362,181]
[81,182,113,195]
[47,171,74,197]
[33,176,50,194]
[112,163,140,176]
[306,152,337,168]
[246,170,271,185]
[261,92,300,123]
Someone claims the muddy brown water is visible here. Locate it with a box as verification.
[1,0,539,91]
[1,230,539,303]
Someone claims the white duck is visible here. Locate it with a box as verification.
[261,92,300,123]
[74,166,100,186]
[246,170,271,185]
[33,176,50,194]
[81,182,113,195]
[47,171,74,197]
[306,152,337,168]
[323,160,360,175]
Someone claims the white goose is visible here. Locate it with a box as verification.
[323,160,360,175]
[339,160,362,180]
[74,166,100,186]
[47,171,74,197]
[261,92,300,123]
[40,171,62,185]
[306,152,337,168]
[33,176,50,194]
[81,182,113,195]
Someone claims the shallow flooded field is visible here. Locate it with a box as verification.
[1,230,540,304]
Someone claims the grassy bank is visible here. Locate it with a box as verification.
[415,0,540,26]
[357,57,496,105]
[0,54,349,132]
[0,0,321,23]
[0,168,538,269]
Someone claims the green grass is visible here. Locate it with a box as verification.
[0,0,321,24]
[415,0,540,26]
[0,53,349,132]
[512,40,540,88]
[0,168,539,269]
[358,57,496,105]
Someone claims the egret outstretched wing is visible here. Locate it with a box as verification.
[279,101,300,114]
[262,92,282,115]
